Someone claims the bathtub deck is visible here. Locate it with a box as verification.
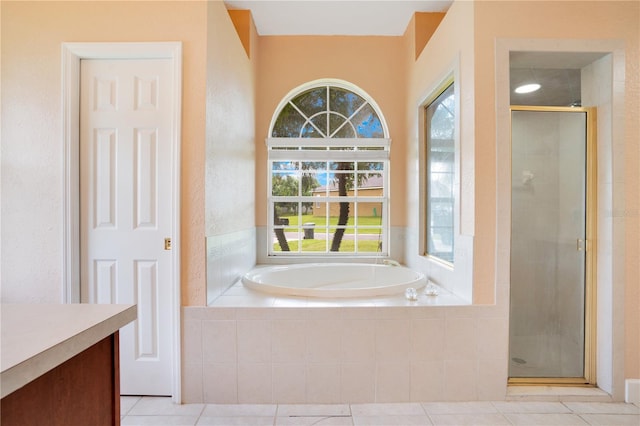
[210,280,469,308]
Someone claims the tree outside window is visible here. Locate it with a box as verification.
[268,81,390,255]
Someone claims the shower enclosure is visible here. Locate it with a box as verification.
[509,106,596,384]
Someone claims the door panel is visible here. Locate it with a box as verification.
[80,58,173,395]
[509,107,592,381]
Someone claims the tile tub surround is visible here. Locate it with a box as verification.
[211,278,469,308]
[182,303,509,404]
[120,396,640,425]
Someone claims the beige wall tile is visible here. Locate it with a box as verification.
[238,363,272,403]
[203,363,237,403]
[375,319,411,362]
[237,320,271,363]
[306,320,343,363]
[272,320,306,362]
[410,361,445,402]
[272,363,306,403]
[306,363,341,403]
[202,320,237,364]
[376,362,410,402]
[341,363,376,403]
[341,319,376,363]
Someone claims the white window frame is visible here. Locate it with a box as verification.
[423,79,456,266]
[267,79,390,257]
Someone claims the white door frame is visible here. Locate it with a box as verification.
[61,42,182,402]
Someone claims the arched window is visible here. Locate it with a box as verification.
[267,80,390,256]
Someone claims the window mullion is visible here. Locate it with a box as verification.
[326,86,330,140]
[329,100,368,138]
[289,100,327,138]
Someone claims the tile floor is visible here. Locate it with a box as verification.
[121,396,640,426]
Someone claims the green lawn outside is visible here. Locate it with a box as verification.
[273,239,380,252]
[280,214,383,234]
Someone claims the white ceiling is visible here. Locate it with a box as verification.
[222,2,607,106]
[224,0,453,36]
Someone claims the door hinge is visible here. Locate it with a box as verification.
[164,238,172,250]
[577,238,587,251]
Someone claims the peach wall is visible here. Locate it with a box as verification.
[404,1,478,303]
[255,36,408,228]
[204,2,258,304]
[404,0,639,391]
[0,1,207,304]
[414,12,446,60]
[228,9,252,58]
[205,1,257,237]
[473,0,639,381]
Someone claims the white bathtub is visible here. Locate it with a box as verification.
[242,263,426,298]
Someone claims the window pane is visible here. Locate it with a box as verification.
[355,198,383,254]
[329,87,365,118]
[356,201,383,223]
[357,161,384,171]
[272,173,300,196]
[300,174,321,196]
[301,122,323,138]
[268,83,388,256]
[352,104,384,138]
[425,82,455,263]
[309,169,330,198]
[272,229,297,252]
[431,97,455,140]
[274,201,298,221]
[273,161,299,171]
[356,173,383,195]
[328,202,353,225]
[327,170,355,194]
[329,161,354,171]
[292,88,327,118]
[332,123,356,138]
[358,238,382,253]
[301,222,325,252]
[301,161,327,172]
[272,103,306,137]
[329,113,355,138]
[329,227,355,253]
[311,194,327,215]
[310,115,328,137]
[429,171,453,198]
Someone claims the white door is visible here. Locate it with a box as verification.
[80,58,174,395]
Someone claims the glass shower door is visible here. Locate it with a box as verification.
[509,107,594,381]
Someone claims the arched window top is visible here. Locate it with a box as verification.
[269,79,389,139]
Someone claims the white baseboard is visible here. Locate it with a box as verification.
[626,379,640,404]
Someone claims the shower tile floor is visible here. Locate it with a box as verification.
[121,396,640,425]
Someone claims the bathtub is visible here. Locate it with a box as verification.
[242,263,426,298]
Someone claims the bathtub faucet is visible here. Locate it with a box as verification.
[383,259,400,267]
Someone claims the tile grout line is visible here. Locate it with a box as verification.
[194,402,206,425]
[273,404,280,426]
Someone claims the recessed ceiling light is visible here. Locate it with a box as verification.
[515,83,541,94]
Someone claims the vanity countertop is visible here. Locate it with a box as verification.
[1,303,136,398]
